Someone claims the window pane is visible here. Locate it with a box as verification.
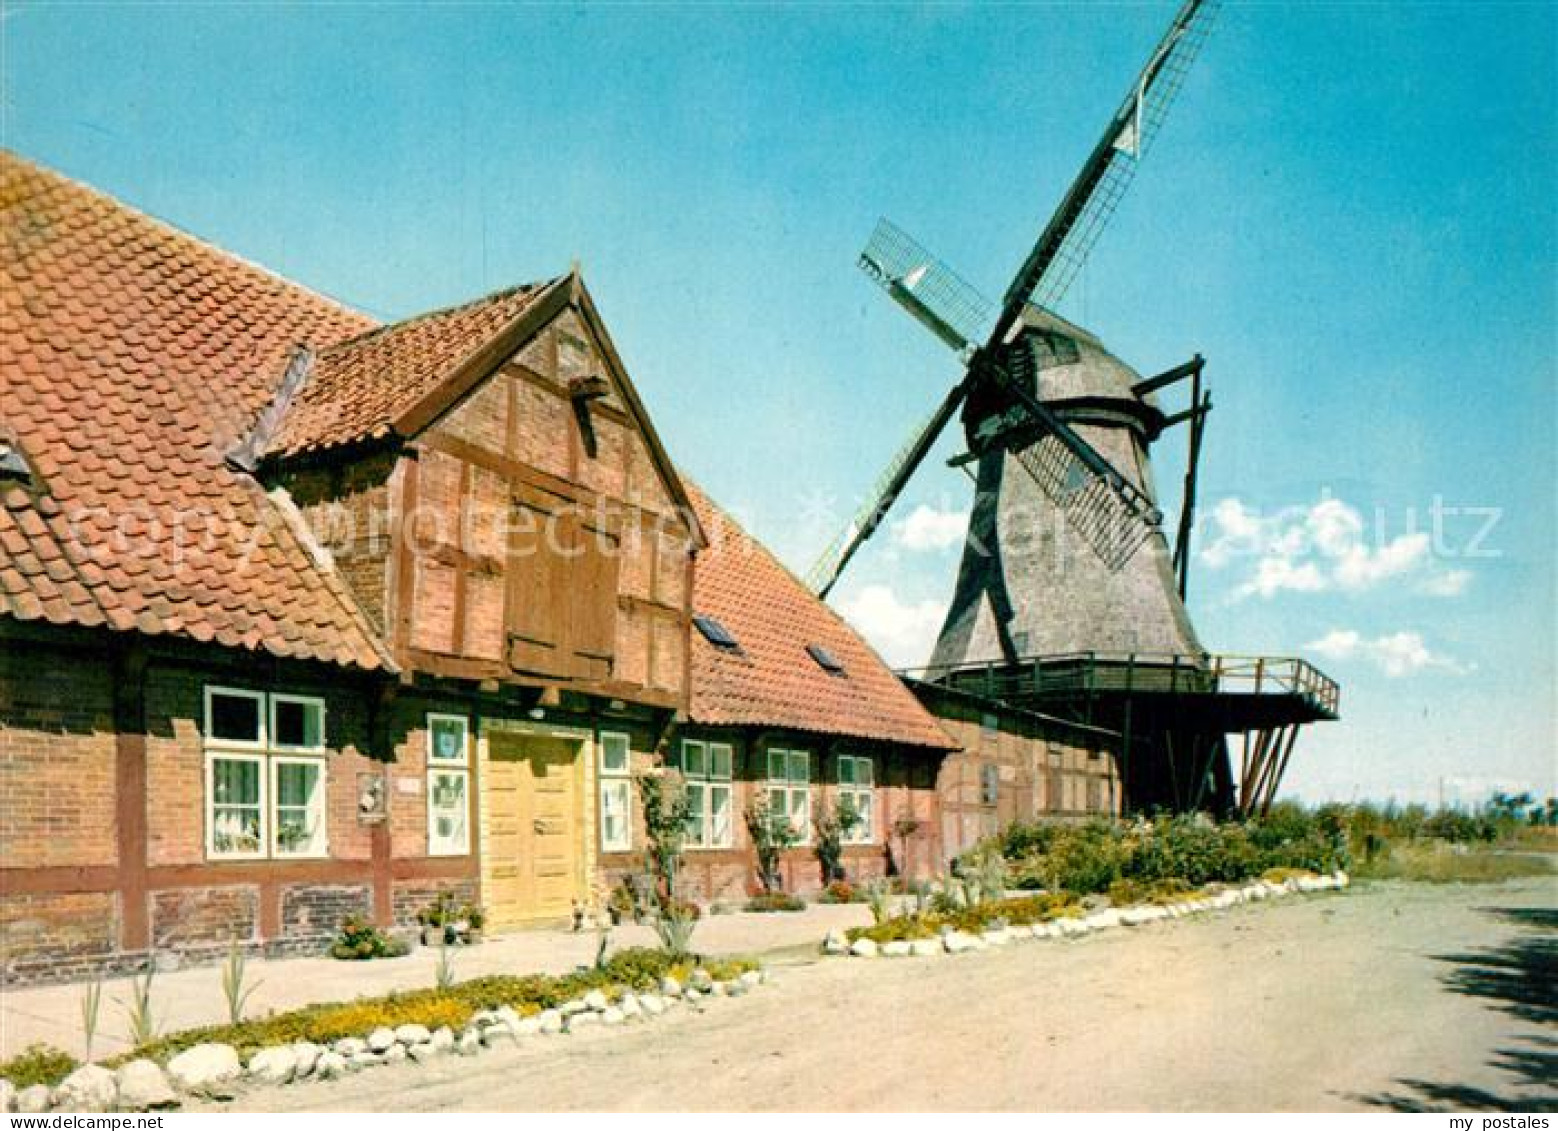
[682,741,706,779]
[766,786,787,821]
[274,763,324,857]
[789,786,809,838]
[430,771,468,854]
[213,758,260,805]
[709,744,733,780]
[274,698,323,748]
[601,780,631,851]
[684,782,706,846]
[209,692,260,744]
[710,784,733,847]
[788,751,809,784]
[275,761,319,808]
[857,758,873,787]
[601,733,630,775]
[429,716,468,762]
[212,806,262,854]
[837,757,856,786]
[767,750,787,782]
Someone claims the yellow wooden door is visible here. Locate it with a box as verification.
[485,732,583,928]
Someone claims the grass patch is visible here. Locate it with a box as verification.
[745,892,806,913]
[1355,842,1556,884]
[847,893,1079,945]
[0,1044,77,1089]
[109,946,755,1067]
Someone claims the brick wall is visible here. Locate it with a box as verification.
[281,884,371,938]
[151,885,259,948]
[391,879,478,929]
[0,643,117,868]
[0,891,119,970]
[933,708,1120,862]
[598,729,944,904]
[273,451,397,633]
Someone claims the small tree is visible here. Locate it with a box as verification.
[813,795,859,884]
[636,770,692,909]
[745,794,799,893]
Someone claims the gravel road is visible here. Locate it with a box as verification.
[215,875,1556,1112]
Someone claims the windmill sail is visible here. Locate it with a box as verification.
[859,219,994,357]
[806,378,969,597]
[992,0,1221,339]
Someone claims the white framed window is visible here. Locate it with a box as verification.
[837,754,874,845]
[270,694,326,752]
[207,752,266,859]
[426,714,470,856]
[204,687,330,860]
[766,747,810,845]
[427,714,469,763]
[428,769,470,856]
[272,756,327,857]
[599,731,633,853]
[680,739,734,849]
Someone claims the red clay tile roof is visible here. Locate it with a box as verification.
[685,481,953,750]
[0,151,393,669]
[267,281,555,459]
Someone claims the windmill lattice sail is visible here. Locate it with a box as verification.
[1007,0,1223,318]
[859,218,994,355]
[1013,433,1159,571]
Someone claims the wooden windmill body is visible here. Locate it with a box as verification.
[809,0,1339,816]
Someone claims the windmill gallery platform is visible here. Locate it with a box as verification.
[903,653,1340,818]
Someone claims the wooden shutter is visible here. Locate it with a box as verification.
[569,510,620,680]
[507,484,570,677]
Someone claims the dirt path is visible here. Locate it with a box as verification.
[216,877,1556,1112]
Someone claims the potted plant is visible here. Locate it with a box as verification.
[462,903,486,944]
[416,891,456,947]
[607,880,637,926]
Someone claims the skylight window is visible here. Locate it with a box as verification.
[0,440,34,486]
[694,615,741,652]
[806,643,846,676]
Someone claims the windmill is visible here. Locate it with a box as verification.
[809,0,1340,815]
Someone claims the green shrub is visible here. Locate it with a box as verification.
[1108,877,1193,906]
[331,915,410,961]
[0,1043,77,1089]
[1124,816,1254,886]
[745,892,805,913]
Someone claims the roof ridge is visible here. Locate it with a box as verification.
[683,474,934,686]
[315,277,564,357]
[1,149,373,326]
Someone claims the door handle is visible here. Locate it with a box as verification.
[533,818,548,834]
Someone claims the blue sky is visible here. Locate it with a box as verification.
[5,1,1553,806]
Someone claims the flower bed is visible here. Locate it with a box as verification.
[845,893,1080,946]
[5,948,764,1114]
[825,871,1350,959]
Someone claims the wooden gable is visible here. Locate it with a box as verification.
[388,276,697,708]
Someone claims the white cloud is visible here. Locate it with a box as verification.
[1237,556,1327,600]
[1201,495,1466,601]
[834,584,948,669]
[1417,569,1472,597]
[1305,628,1469,678]
[891,504,968,552]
